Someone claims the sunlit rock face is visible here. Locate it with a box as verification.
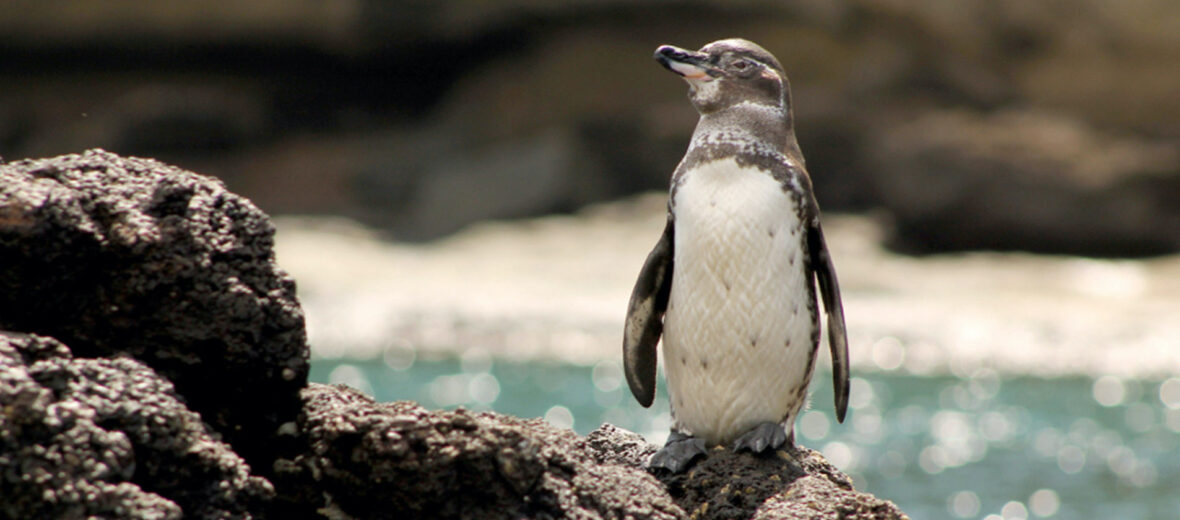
[0,149,309,482]
[279,382,909,520]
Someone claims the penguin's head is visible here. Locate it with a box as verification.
[654,38,790,116]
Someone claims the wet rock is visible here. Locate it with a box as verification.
[0,149,309,474]
[279,383,684,519]
[868,109,1180,256]
[589,426,908,520]
[279,383,908,520]
[753,473,908,520]
[0,332,273,519]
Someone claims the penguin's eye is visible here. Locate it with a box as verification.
[730,59,759,76]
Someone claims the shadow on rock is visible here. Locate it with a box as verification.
[0,332,272,519]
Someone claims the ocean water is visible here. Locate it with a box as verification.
[311,354,1180,520]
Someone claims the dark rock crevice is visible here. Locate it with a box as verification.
[0,332,273,519]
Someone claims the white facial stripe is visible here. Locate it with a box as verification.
[756,68,787,107]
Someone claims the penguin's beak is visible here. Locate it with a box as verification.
[654,45,719,81]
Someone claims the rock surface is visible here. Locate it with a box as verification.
[0,149,308,475]
[279,383,684,519]
[280,383,908,520]
[586,424,908,520]
[0,332,272,519]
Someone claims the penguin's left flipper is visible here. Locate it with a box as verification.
[623,216,675,408]
[649,431,707,473]
[807,217,850,423]
[732,421,790,453]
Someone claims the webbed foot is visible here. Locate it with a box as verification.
[649,431,708,473]
[732,421,791,454]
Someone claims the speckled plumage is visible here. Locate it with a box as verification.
[663,156,817,443]
[624,39,849,472]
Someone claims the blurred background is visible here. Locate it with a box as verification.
[4,1,1180,519]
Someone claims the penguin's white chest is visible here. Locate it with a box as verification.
[663,157,816,445]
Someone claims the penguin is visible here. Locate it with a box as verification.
[623,39,850,473]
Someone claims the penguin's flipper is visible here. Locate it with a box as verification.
[623,216,675,407]
[807,220,850,423]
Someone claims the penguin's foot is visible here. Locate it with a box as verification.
[732,422,791,454]
[649,431,708,473]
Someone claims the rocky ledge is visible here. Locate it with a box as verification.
[0,150,908,519]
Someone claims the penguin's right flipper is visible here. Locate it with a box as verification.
[623,216,675,408]
[807,219,850,424]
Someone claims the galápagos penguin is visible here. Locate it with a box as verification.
[623,38,850,473]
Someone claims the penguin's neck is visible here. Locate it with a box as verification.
[690,103,800,160]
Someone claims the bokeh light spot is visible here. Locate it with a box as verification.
[592,360,623,392]
[1028,489,1059,517]
[800,410,831,440]
[948,490,980,518]
[1001,500,1028,520]
[1092,376,1125,407]
[328,364,373,396]
[468,372,501,404]
[545,405,574,430]
[1057,445,1086,474]
[1159,378,1180,409]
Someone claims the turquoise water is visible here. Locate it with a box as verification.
[311,355,1180,519]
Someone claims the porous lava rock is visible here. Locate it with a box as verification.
[0,332,272,519]
[0,149,308,473]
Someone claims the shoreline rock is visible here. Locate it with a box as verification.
[0,149,309,477]
[0,332,272,519]
[277,383,908,520]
